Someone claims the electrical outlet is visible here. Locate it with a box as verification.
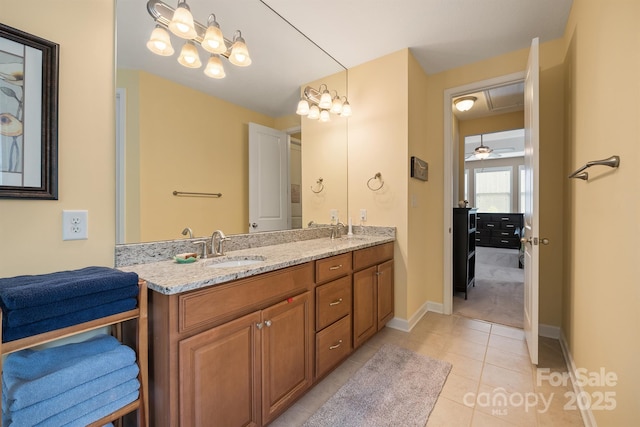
[329,209,338,223]
[62,210,88,240]
[360,209,367,222]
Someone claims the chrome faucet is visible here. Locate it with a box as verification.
[331,222,346,239]
[211,230,229,256]
[181,227,193,238]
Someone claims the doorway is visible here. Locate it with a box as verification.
[442,72,526,322]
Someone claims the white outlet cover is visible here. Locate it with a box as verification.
[62,210,88,240]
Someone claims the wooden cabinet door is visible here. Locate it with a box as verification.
[261,292,312,424]
[353,266,377,349]
[377,259,394,330]
[179,311,261,427]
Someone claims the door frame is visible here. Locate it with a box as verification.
[442,71,526,315]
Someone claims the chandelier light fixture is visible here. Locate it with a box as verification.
[296,84,352,122]
[454,96,477,112]
[146,0,251,80]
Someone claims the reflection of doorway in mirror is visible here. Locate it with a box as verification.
[290,138,302,229]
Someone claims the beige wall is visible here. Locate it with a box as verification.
[117,70,275,242]
[347,50,410,318]
[0,0,116,277]
[562,0,640,423]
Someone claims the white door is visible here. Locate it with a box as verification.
[248,123,289,233]
[523,38,540,365]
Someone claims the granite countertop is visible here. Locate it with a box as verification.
[119,234,395,295]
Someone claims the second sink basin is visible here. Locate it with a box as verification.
[206,255,266,268]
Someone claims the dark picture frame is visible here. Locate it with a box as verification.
[0,23,59,199]
[410,156,428,181]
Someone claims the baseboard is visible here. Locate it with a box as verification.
[386,300,442,332]
[558,330,597,427]
[539,323,560,339]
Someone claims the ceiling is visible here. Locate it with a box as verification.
[117,0,573,117]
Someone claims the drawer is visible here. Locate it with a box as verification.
[476,237,490,246]
[475,228,490,238]
[353,242,394,270]
[492,213,522,223]
[490,236,521,249]
[316,275,352,331]
[178,262,314,333]
[316,252,352,284]
[315,315,351,378]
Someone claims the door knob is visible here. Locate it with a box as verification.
[520,237,550,245]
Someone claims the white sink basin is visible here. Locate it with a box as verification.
[207,256,265,268]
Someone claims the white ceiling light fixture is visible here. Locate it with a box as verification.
[474,135,493,159]
[296,85,352,122]
[146,0,251,79]
[454,96,477,112]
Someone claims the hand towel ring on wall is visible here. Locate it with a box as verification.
[367,172,384,191]
[311,177,324,193]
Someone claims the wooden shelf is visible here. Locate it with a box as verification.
[0,280,149,427]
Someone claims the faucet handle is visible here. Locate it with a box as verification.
[192,240,208,259]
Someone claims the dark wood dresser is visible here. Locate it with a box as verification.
[476,213,523,249]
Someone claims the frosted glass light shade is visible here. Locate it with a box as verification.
[319,90,332,109]
[319,109,331,122]
[168,2,197,39]
[330,96,343,114]
[296,99,310,115]
[454,96,476,112]
[204,54,226,78]
[146,26,174,56]
[340,101,352,117]
[202,22,227,54]
[307,105,320,120]
[177,41,202,68]
[229,35,251,66]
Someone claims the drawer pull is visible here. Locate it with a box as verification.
[501,240,509,243]
[329,340,343,350]
[487,224,495,227]
[329,264,343,271]
[329,298,343,306]
[501,217,510,220]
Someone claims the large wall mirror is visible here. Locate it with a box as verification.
[115,0,348,244]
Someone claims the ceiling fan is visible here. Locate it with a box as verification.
[466,135,500,160]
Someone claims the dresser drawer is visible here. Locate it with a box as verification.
[178,262,314,333]
[316,253,352,284]
[315,315,351,378]
[492,213,522,223]
[353,242,394,270]
[316,275,352,331]
[490,236,521,249]
[495,229,517,238]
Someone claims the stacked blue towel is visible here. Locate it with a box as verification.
[0,266,139,342]
[2,334,140,427]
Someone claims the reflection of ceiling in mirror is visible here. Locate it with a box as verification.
[453,82,525,121]
[116,0,346,118]
[464,129,525,161]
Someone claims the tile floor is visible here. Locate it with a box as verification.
[270,312,585,427]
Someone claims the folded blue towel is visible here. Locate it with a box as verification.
[2,298,137,342]
[59,390,139,427]
[4,284,139,328]
[0,267,138,310]
[31,378,140,427]
[3,334,136,411]
[5,364,139,425]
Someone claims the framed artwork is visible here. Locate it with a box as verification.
[410,156,428,181]
[0,23,59,199]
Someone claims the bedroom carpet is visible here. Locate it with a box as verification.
[302,343,451,427]
[453,246,524,328]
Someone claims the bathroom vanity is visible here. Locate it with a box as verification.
[117,229,394,427]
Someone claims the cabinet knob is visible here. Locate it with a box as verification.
[256,322,263,330]
[329,340,343,350]
[329,298,343,306]
[264,320,272,327]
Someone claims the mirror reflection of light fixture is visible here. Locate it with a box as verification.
[454,96,477,112]
[146,25,175,56]
[146,0,250,78]
[474,135,493,159]
[177,40,202,68]
[296,85,352,122]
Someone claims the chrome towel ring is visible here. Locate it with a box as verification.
[311,177,324,193]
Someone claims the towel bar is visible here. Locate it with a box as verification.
[568,155,620,181]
